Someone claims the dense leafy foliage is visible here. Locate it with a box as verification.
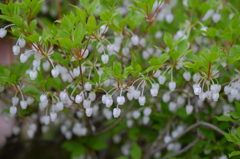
[1,0,240,158]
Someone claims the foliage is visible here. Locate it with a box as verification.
[0,0,240,158]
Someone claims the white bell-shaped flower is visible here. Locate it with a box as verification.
[84,82,92,91]
[56,102,64,111]
[150,88,158,97]
[212,13,221,23]
[212,92,219,101]
[20,100,27,109]
[164,135,172,143]
[29,70,37,80]
[117,96,125,105]
[102,95,107,104]
[193,84,201,95]
[86,107,93,117]
[199,92,206,101]
[0,28,7,38]
[10,106,17,115]
[183,72,191,81]
[113,108,121,118]
[72,67,80,77]
[20,53,28,63]
[75,94,83,103]
[127,92,134,100]
[158,75,166,84]
[82,49,89,58]
[106,96,113,107]
[89,92,96,101]
[60,91,68,101]
[163,93,170,103]
[83,99,91,108]
[101,54,109,64]
[50,112,57,121]
[12,45,20,55]
[18,38,26,48]
[42,61,50,71]
[143,107,152,116]
[42,115,50,125]
[224,86,231,95]
[131,35,139,45]
[40,94,47,102]
[186,105,193,114]
[193,73,201,83]
[12,96,19,106]
[51,67,59,78]
[133,90,140,99]
[138,96,146,106]
[169,82,176,91]
[27,96,34,105]
[169,102,177,112]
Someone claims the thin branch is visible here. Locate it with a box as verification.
[151,121,225,155]
[161,138,201,159]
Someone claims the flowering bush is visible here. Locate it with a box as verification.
[0,0,240,158]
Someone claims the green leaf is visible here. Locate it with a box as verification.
[22,86,40,96]
[229,151,240,158]
[87,15,96,34]
[113,61,122,77]
[235,101,240,113]
[163,32,173,49]
[215,115,235,123]
[116,157,129,159]
[130,143,142,159]
[31,0,44,18]
[177,39,188,53]
[87,137,107,150]
[62,141,86,158]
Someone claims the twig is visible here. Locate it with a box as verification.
[161,138,201,159]
[151,121,225,155]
